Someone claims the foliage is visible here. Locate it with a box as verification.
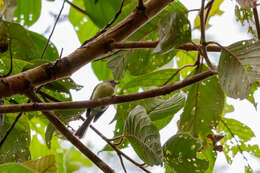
[0,0,260,173]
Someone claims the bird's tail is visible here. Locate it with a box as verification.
[75,116,94,138]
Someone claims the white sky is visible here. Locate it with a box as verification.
[29,0,260,172]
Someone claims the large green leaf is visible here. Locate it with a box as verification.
[124,105,163,165]
[163,133,209,173]
[154,10,191,54]
[64,147,92,172]
[83,0,121,28]
[0,163,34,173]
[129,1,187,41]
[0,115,31,163]
[92,60,114,80]
[23,155,57,173]
[122,69,180,89]
[128,49,177,76]
[218,118,260,164]
[0,20,35,59]
[179,68,225,136]
[194,0,224,29]
[14,0,41,27]
[149,93,185,129]
[218,39,260,99]
[30,135,66,173]
[106,51,128,80]
[68,0,99,43]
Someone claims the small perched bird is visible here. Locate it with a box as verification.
[75,80,118,138]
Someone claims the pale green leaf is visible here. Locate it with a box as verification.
[23,155,57,173]
[124,105,163,165]
[0,163,34,173]
[179,68,225,136]
[154,10,191,54]
[218,39,260,99]
[163,133,209,173]
[0,115,31,163]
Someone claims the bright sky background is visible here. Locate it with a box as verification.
[29,0,260,172]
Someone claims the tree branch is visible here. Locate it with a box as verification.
[0,70,217,113]
[110,41,221,51]
[25,91,115,173]
[199,0,215,70]
[253,7,260,40]
[0,0,175,98]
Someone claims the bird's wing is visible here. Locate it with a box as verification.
[93,106,108,122]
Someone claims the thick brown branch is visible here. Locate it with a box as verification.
[25,91,115,173]
[0,0,175,98]
[253,7,260,40]
[110,41,221,52]
[0,70,216,113]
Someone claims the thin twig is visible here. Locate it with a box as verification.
[110,41,221,52]
[207,41,241,63]
[0,39,13,77]
[220,119,252,170]
[59,48,64,59]
[64,0,88,15]
[38,90,61,102]
[90,125,151,173]
[40,1,65,59]
[0,70,217,114]
[118,154,127,173]
[253,7,260,40]
[81,0,125,47]
[25,90,115,173]
[199,0,215,70]
[0,99,30,148]
[163,64,196,86]
[205,0,215,24]
[0,112,23,148]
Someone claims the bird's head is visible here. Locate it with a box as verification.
[107,80,119,88]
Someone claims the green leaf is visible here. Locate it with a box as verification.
[0,163,35,173]
[154,10,191,54]
[127,49,177,76]
[0,115,31,163]
[163,133,209,173]
[83,0,122,28]
[179,68,225,136]
[92,60,114,81]
[218,39,260,99]
[149,93,186,129]
[122,69,180,89]
[176,50,197,78]
[23,155,57,173]
[106,51,128,80]
[68,0,99,43]
[129,1,187,41]
[219,118,255,143]
[30,135,66,173]
[124,105,163,165]
[64,147,92,172]
[27,31,59,61]
[217,118,259,164]
[14,0,41,27]
[0,20,35,59]
[194,0,224,29]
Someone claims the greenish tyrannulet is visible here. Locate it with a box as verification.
[75,80,118,138]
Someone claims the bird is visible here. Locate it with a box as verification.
[75,80,118,138]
